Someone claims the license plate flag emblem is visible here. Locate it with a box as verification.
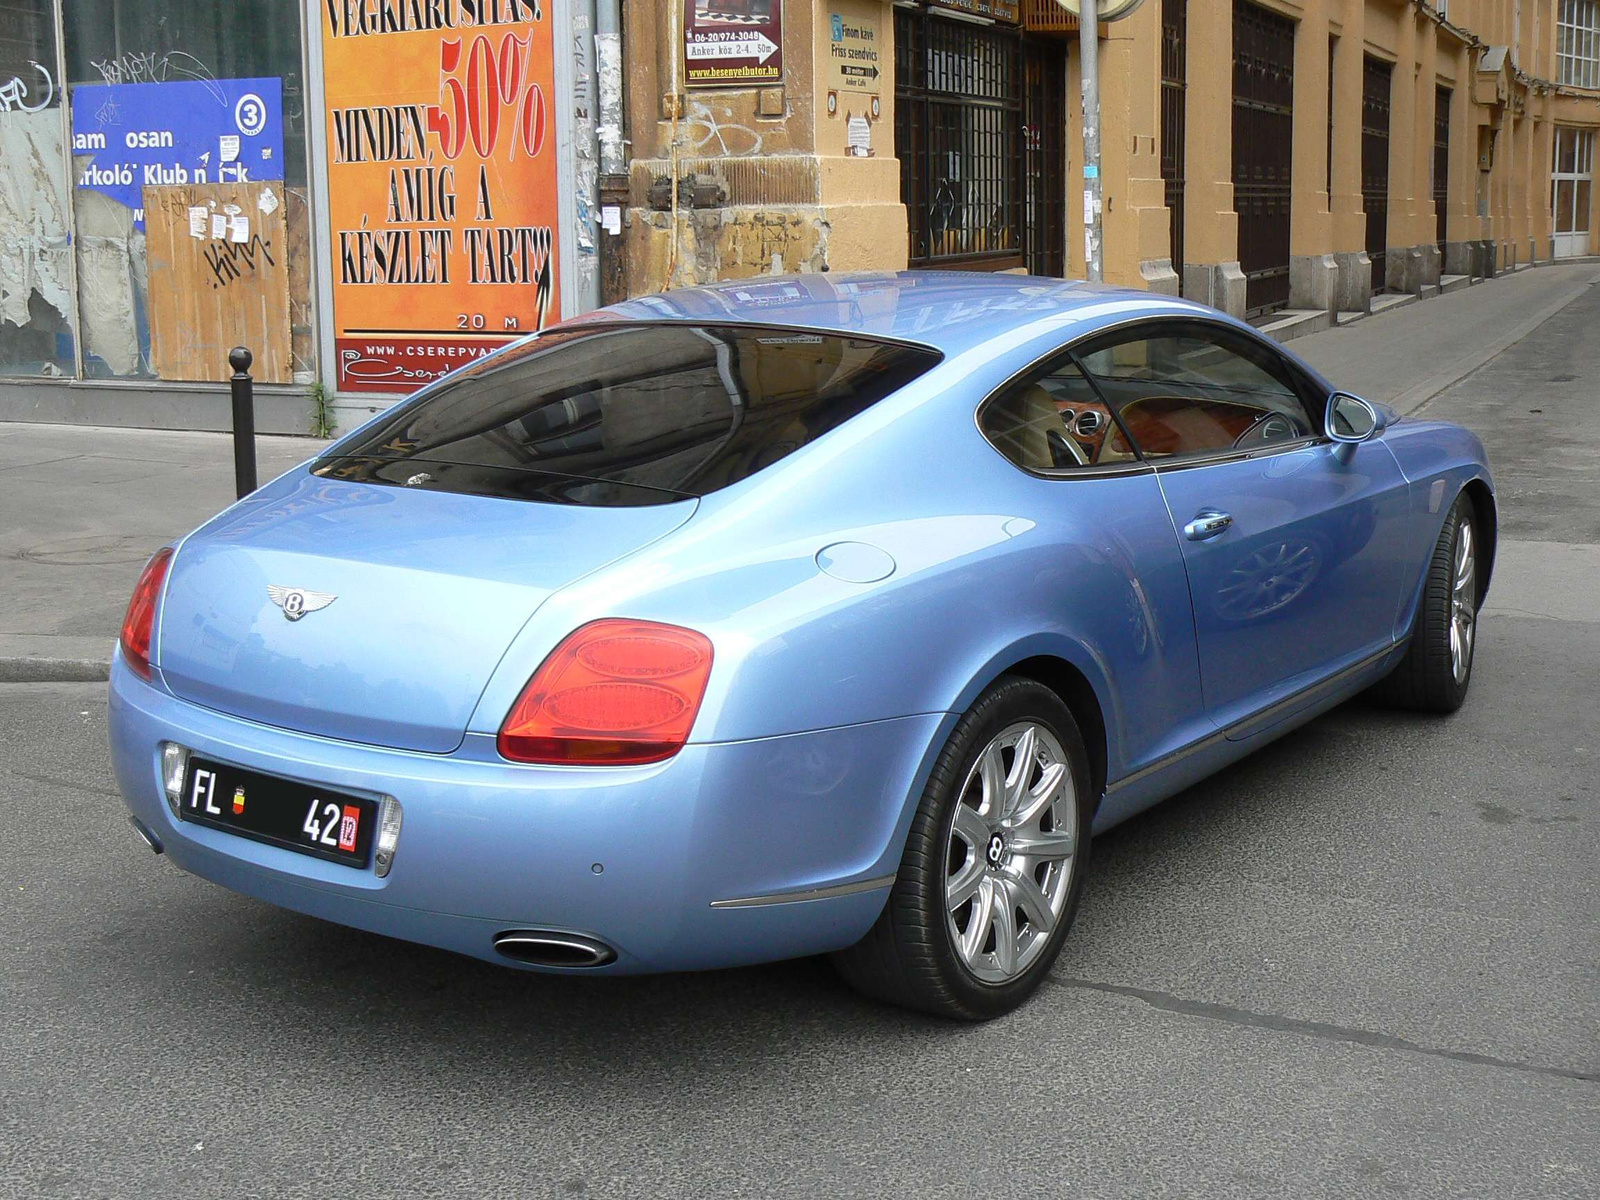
[232,786,246,814]
[338,805,360,853]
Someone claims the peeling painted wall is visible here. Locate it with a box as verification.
[0,109,75,375]
[71,186,144,378]
[618,1,904,298]
[569,2,600,312]
[632,206,832,292]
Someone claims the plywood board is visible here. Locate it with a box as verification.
[143,182,292,384]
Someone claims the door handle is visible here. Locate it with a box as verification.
[1184,511,1234,541]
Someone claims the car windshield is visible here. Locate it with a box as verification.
[315,323,941,507]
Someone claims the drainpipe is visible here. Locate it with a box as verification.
[596,0,629,303]
[572,0,601,313]
[662,0,685,290]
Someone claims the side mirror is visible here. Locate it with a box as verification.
[1326,392,1379,443]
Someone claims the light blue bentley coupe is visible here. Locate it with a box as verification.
[110,274,1494,1019]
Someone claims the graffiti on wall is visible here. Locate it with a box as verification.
[0,59,52,112]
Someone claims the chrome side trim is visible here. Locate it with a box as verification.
[711,873,898,909]
[1148,435,1327,474]
[1106,728,1231,796]
[1222,642,1397,741]
[1105,643,1399,795]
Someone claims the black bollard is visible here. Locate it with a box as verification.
[228,346,257,499]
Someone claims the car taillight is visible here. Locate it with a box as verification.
[119,547,174,680]
[497,619,714,765]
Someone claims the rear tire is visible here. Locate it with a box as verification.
[832,677,1092,1020]
[1368,492,1479,713]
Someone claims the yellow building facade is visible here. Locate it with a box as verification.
[619,0,1600,319]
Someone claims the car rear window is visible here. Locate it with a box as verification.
[314,323,941,506]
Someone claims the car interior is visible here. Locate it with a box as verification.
[981,325,1318,472]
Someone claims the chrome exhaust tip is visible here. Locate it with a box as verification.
[129,816,163,854]
[493,930,616,969]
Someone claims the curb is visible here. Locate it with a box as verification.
[0,657,112,684]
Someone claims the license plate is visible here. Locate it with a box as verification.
[179,757,376,869]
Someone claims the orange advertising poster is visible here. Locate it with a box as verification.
[322,0,562,394]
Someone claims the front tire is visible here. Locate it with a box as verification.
[832,677,1093,1020]
[1369,492,1479,713]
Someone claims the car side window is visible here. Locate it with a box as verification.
[979,358,1143,472]
[1075,325,1314,462]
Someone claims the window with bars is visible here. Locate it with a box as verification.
[1558,0,1600,89]
[894,6,1024,270]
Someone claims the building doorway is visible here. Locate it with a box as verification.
[1434,87,1451,259]
[895,5,1025,271]
[1362,56,1393,294]
[1552,126,1595,258]
[1022,41,1066,278]
[1231,1,1294,316]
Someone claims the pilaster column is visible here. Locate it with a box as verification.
[1179,0,1243,311]
[1385,10,1416,290]
[1288,0,1336,310]
[1328,0,1368,309]
[1532,111,1553,261]
[1111,0,1179,293]
[1443,40,1477,276]
[1416,14,1438,246]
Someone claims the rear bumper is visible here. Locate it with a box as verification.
[108,653,946,973]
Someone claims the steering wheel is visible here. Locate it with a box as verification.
[1232,412,1297,450]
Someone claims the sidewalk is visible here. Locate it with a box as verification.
[1290,261,1600,413]
[1,427,321,680]
[3,260,1597,681]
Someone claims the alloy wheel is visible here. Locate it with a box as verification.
[942,721,1078,985]
[1450,518,1477,684]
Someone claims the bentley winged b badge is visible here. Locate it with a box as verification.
[267,585,337,622]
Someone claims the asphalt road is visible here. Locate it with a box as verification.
[3,290,1598,1198]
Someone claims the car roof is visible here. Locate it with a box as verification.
[573,271,1233,359]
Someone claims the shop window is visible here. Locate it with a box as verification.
[0,0,77,379]
[61,0,312,383]
[1558,0,1600,90]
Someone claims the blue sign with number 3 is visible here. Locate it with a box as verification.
[70,76,285,228]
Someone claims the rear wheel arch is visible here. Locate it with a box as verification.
[955,653,1110,809]
[1005,657,1108,808]
[1460,478,1497,605]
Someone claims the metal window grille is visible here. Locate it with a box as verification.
[1326,37,1336,212]
[1362,55,1393,295]
[895,6,1025,270]
[1558,0,1600,90]
[1022,42,1066,278]
[1160,0,1187,277]
[1434,87,1450,255]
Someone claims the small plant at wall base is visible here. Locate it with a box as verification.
[308,381,335,439]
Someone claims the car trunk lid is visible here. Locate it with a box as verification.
[157,472,696,753]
